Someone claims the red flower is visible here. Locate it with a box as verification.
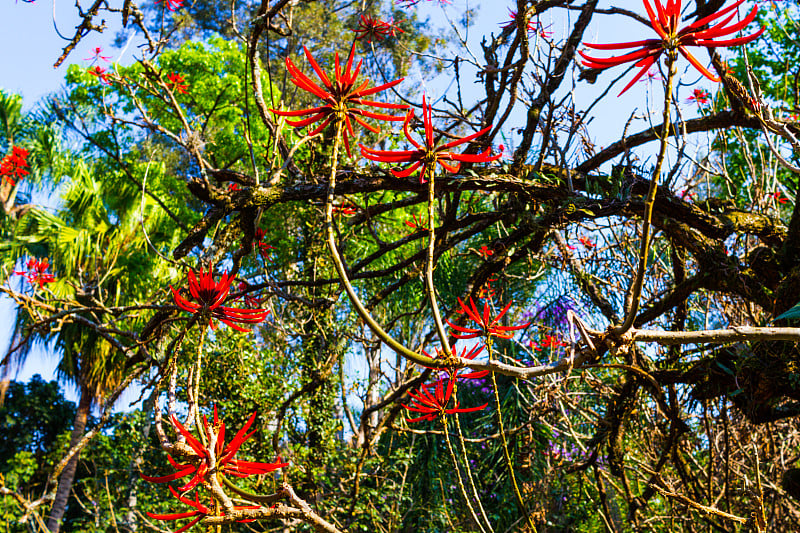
[382,18,404,38]
[352,14,403,42]
[580,0,764,95]
[271,44,407,157]
[476,245,494,259]
[772,190,789,204]
[477,277,498,301]
[422,344,489,380]
[447,298,530,340]
[501,9,552,38]
[237,282,265,308]
[147,487,261,533]
[528,339,542,351]
[141,407,288,493]
[167,72,189,94]
[404,213,429,232]
[155,0,184,11]
[399,0,451,6]
[171,265,269,332]
[578,236,595,249]
[360,94,501,183]
[639,66,663,84]
[88,66,111,84]
[686,87,711,105]
[253,228,276,258]
[15,257,55,288]
[84,46,111,63]
[0,146,30,186]
[404,377,488,423]
[495,143,512,162]
[332,203,358,216]
[539,334,568,349]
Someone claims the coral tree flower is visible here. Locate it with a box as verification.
[16,257,55,288]
[171,265,269,332]
[88,66,112,84]
[237,282,265,308]
[271,43,407,157]
[148,487,260,533]
[501,9,552,38]
[422,344,489,380]
[447,297,530,340]
[686,87,711,105]
[332,203,358,216]
[253,228,276,258]
[404,377,488,423]
[360,95,501,183]
[476,245,494,259]
[0,146,30,186]
[579,0,764,95]
[772,191,789,204]
[141,407,288,493]
[156,0,184,11]
[352,14,403,42]
[539,334,568,349]
[167,72,189,94]
[404,213,429,232]
[84,46,111,63]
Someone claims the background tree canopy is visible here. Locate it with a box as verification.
[2,0,800,531]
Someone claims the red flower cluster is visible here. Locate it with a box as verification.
[142,407,285,533]
[167,72,189,94]
[171,265,270,332]
[16,257,55,288]
[448,298,530,340]
[578,236,595,249]
[1,146,30,186]
[580,0,764,95]
[404,212,429,232]
[539,334,568,349]
[477,277,498,301]
[147,487,259,533]
[772,190,789,204]
[422,344,488,378]
[399,0,451,6]
[271,44,407,157]
[237,281,265,308]
[404,376,488,423]
[88,66,112,84]
[332,203,358,217]
[476,245,494,259]
[155,0,184,11]
[686,88,711,105]
[84,46,111,63]
[360,95,500,183]
[141,408,287,490]
[353,14,404,42]
[254,228,276,258]
[501,9,552,38]
[404,343,492,423]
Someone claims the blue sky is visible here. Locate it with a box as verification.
[0,2,139,406]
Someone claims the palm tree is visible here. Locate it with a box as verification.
[3,149,180,532]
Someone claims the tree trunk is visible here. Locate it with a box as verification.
[123,393,155,532]
[47,388,92,533]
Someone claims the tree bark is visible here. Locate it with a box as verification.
[47,388,92,533]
